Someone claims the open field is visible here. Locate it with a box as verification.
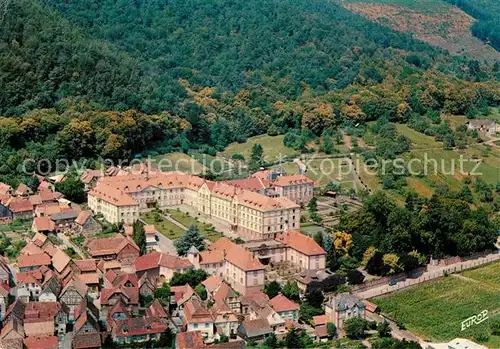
[341,0,500,61]
[373,261,500,346]
[305,157,361,189]
[223,135,298,163]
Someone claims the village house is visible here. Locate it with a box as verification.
[23,336,59,349]
[31,216,56,234]
[467,119,499,136]
[73,298,101,346]
[111,316,167,344]
[187,247,225,277]
[212,301,239,338]
[85,235,140,265]
[240,290,269,316]
[146,299,169,319]
[0,317,24,349]
[275,231,326,271]
[74,210,101,235]
[170,284,200,310]
[59,277,88,320]
[237,318,273,342]
[100,286,139,323]
[182,298,215,339]
[17,252,51,273]
[176,331,205,349]
[23,301,68,337]
[324,293,366,330]
[269,294,300,322]
[135,251,193,285]
[16,271,43,302]
[213,282,241,314]
[144,224,160,251]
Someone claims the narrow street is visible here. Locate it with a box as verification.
[57,232,86,259]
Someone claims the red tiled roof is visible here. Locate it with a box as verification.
[51,249,71,273]
[112,316,167,337]
[75,259,97,272]
[183,298,214,324]
[199,250,224,265]
[176,331,205,349]
[209,237,264,272]
[18,253,51,268]
[134,251,192,271]
[16,184,32,196]
[100,287,139,306]
[276,231,326,256]
[315,324,328,338]
[213,283,237,303]
[24,302,62,322]
[272,174,314,187]
[73,333,102,349]
[225,177,269,192]
[269,295,299,313]
[32,217,56,232]
[312,314,329,326]
[201,275,223,293]
[9,199,34,213]
[24,336,58,349]
[86,236,139,257]
[75,210,91,225]
[146,299,168,318]
[170,284,196,305]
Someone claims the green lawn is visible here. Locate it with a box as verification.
[141,212,185,240]
[305,158,357,187]
[142,210,223,243]
[373,261,500,346]
[223,134,298,163]
[167,209,223,243]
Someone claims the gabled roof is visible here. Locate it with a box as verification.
[16,184,32,196]
[86,235,139,257]
[24,336,59,349]
[51,249,71,273]
[0,317,24,340]
[213,283,237,303]
[183,298,214,324]
[199,250,224,265]
[176,331,205,349]
[269,294,299,313]
[240,318,272,338]
[202,275,223,294]
[146,299,168,318]
[75,259,97,273]
[4,299,25,320]
[32,217,56,232]
[18,253,51,268]
[100,286,139,306]
[73,332,102,349]
[276,231,326,256]
[112,316,167,338]
[134,251,192,271]
[209,237,264,272]
[170,284,197,306]
[60,277,88,298]
[272,174,314,187]
[75,210,92,225]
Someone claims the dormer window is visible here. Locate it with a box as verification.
[123,328,128,333]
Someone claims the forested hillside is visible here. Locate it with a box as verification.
[1,0,500,186]
[444,0,500,51]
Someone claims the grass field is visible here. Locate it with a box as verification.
[223,135,298,163]
[141,212,185,240]
[151,152,206,174]
[167,209,223,243]
[373,262,500,347]
[305,157,360,188]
